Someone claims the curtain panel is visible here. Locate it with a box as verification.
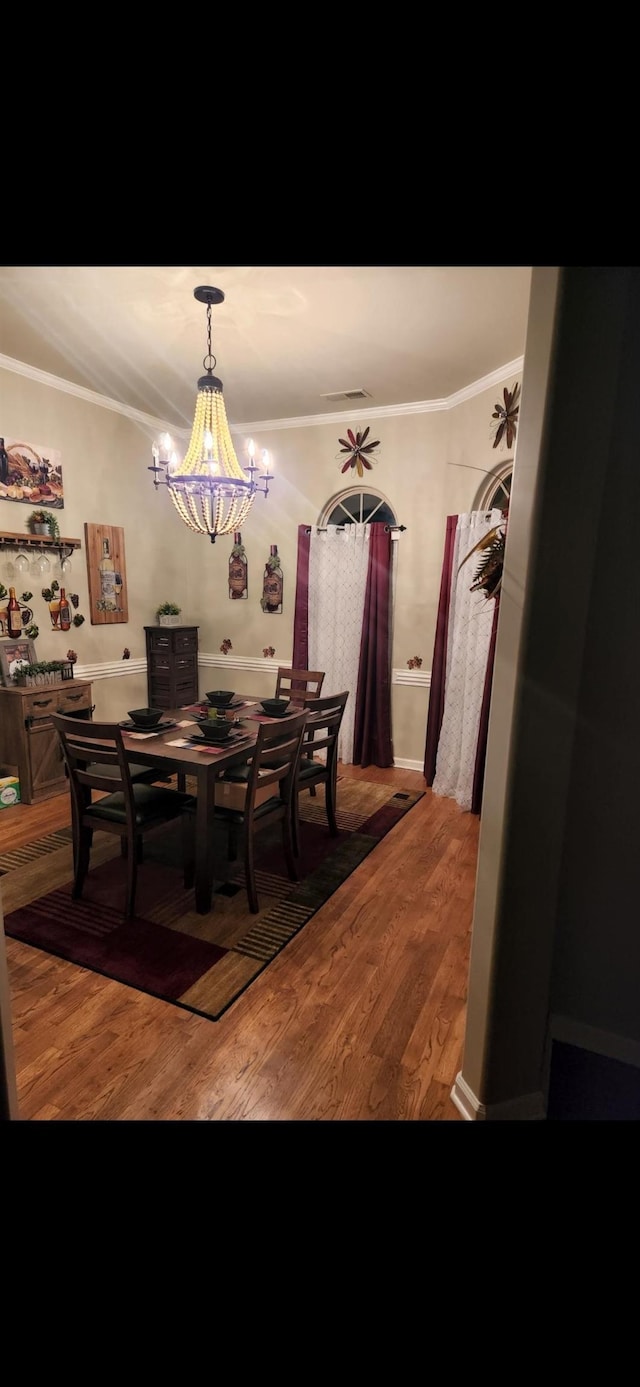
[426,509,502,812]
[294,523,393,767]
[353,524,393,767]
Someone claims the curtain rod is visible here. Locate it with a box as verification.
[305,524,406,535]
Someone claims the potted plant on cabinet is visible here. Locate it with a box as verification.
[156,601,182,627]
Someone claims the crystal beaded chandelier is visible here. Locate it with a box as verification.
[148,286,272,543]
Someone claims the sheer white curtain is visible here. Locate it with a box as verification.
[432,509,502,810]
[308,524,370,763]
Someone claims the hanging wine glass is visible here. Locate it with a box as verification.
[15,550,30,576]
[31,552,51,578]
[61,554,73,577]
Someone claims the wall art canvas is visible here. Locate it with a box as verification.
[84,523,128,625]
[0,438,64,508]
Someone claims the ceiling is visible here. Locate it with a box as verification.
[0,265,533,431]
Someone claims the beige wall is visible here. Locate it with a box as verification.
[0,359,524,763]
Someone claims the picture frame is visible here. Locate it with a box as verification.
[0,636,37,686]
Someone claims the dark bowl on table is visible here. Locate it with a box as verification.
[260,698,291,717]
[205,690,235,706]
[127,707,165,729]
[194,718,234,741]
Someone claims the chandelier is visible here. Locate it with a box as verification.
[148,285,272,543]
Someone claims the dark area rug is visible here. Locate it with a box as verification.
[3,779,423,1022]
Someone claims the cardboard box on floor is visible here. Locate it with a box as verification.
[214,773,280,813]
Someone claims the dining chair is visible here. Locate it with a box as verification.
[274,666,325,706]
[292,691,349,858]
[52,713,196,920]
[212,708,310,913]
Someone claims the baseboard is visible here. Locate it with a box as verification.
[451,1071,546,1121]
[549,1014,640,1071]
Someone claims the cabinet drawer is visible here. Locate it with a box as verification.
[150,653,196,676]
[58,686,93,715]
[23,685,92,721]
[148,628,198,655]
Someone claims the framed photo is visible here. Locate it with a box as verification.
[0,636,37,686]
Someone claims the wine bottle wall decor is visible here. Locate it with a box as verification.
[84,523,128,624]
[228,531,248,600]
[261,544,283,614]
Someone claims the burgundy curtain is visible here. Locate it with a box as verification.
[423,514,457,784]
[292,525,310,669]
[470,593,500,814]
[353,525,393,767]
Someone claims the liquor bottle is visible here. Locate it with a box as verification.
[7,586,22,637]
[229,531,248,600]
[59,588,71,631]
[261,544,283,614]
[99,537,117,610]
[0,437,9,485]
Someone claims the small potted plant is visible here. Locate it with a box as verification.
[26,508,60,540]
[156,600,182,627]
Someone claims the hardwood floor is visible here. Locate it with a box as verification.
[1,765,478,1121]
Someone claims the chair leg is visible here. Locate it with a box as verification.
[291,791,300,857]
[244,825,259,913]
[124,834,139,919]
[182,811,195,890]
[310,785,317,797]
[282,809,299,882]
[73,825,93,899]
[325,766,338,835]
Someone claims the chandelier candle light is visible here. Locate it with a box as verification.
[148,286,273,543]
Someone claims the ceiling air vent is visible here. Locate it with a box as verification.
[321,388,371,403]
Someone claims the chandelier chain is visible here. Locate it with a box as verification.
[203,301,217,375]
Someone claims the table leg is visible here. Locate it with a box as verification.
[194,772,216,914]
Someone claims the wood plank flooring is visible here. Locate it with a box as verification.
[1,765,478,1121]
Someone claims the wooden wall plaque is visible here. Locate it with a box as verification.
[84,523,128,624]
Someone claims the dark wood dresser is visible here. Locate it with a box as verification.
[144,625,199,709]
[0,679,94,803]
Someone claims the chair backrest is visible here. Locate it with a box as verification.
[301,691,349,772]
[52,713,135,823]
[275,666,325,705]
[243,708,310,812]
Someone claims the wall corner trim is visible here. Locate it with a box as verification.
[451,1071,546,1121]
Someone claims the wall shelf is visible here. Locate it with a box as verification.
[0,529,81,562]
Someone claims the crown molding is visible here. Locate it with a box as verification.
[0,353,177,435]
[0,351,525,435]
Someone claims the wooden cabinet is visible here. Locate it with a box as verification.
[0,679,93,804]
[144,625,199,709]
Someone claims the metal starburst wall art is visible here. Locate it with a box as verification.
[337,427,380,477]
[491,382,520,451]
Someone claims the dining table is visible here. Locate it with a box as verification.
[120,695,295,914]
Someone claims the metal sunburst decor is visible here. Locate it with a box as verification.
[491,382,520,450]
[338,427,380,476]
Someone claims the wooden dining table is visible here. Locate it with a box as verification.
[120,696,287,914]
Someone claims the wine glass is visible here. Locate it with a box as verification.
[15,550,30,576]
[61,554,73,578]
[31,552,51,579]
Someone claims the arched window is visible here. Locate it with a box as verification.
[474,460,513,514]
[319,486,398,528]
